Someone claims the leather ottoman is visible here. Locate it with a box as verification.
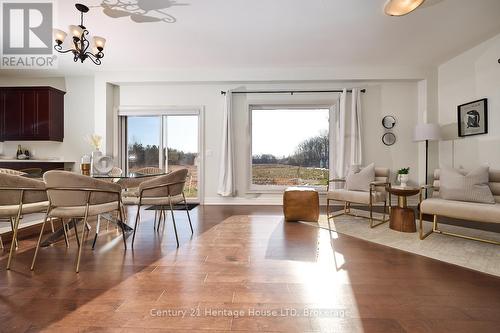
[283,187,319,222]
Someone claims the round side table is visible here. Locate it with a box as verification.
[386,186,421,233]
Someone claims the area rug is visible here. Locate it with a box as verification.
[300,210,500,277]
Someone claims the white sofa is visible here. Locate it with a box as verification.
[419,169,500,245]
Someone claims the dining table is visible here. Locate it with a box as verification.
[39,171,165,247]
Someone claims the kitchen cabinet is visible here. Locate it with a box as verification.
[0,86,65,141]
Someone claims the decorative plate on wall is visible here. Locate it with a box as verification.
[382,115,396,129]
[382,132,396,146]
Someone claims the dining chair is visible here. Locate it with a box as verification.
[0,173,51,270]
[31,171,127,273]
[122,168,193,248]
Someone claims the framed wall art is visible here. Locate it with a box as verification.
[457,98,488,137]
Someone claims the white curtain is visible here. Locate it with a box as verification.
[350,88,363,166]
[333,88,363,180]
[217,90,235,196]
[334,89,348,179]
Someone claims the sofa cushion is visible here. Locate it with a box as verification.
[420,198,500,224]
[328,189,386,205]
[346,163,375,192]
[440,166,495,204]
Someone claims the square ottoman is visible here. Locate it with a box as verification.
[283,187,319,222]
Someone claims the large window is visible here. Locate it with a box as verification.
[250,106,331,190]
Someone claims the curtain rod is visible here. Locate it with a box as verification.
[220,89,366,95]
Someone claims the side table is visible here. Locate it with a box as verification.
[386,186,421,232]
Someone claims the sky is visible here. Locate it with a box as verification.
[128,115,198,153]
[252,109,329,157]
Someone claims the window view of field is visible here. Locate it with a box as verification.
[252,108,329,187]
[127,116,199,198]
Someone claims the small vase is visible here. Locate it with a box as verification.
[91,150,102,175]
[398,174,409,187]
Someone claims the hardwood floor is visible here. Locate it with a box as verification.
[1,205,499,332]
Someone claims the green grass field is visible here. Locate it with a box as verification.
[252,164,329,186]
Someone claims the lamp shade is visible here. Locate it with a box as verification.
[69,25,83,39]
[414,123,441,142]
[53,29,67,43]
[93,36,106,50]
[384,0,425,16]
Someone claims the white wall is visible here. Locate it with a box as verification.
[0,76,95,167]
[118,81,420,204]
[438,33,500,169]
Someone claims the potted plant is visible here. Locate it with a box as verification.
[397,167,410,187]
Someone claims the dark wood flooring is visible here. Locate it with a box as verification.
[0,205,499,332]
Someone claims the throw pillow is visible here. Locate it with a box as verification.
[346,163,375,192]
[440,166,495,204]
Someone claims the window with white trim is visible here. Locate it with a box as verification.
[249,105,333,191]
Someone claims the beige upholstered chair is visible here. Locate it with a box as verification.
[0,173,49,269]
[419,168,500,245]
[122,168,193,248]
[326,167,391,228]
[31,171,127,273]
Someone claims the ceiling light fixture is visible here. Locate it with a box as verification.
[384,0,425,16]
[53,3,106,65]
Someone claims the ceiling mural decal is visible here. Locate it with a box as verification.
[99,0,189,23]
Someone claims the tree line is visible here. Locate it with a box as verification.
[128,143,196,166]
[252,132,329,168]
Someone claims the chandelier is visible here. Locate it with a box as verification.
[53,4,106,65]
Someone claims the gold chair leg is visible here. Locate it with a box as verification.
[92,215,101,250]
[31,209,50,271]
[183,193,193,234]
[419,212,433,240]
[9,218,18,249]
[118,205,127,249]
[7,212,22,270]
[50,220,55,233]
[75,216,88,273]
[61,219,69,248]
[131,204,141,248]
[0,235,3,250]
[169,198,179,247]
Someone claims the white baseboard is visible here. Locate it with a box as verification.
[203,196,419,206]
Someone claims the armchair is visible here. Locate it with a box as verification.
[326,167,391,228]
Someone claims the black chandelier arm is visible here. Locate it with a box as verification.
[84,52,102,65]
[80,30,91,54]
[54,44,76,54]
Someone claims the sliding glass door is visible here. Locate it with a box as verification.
[123,112,201,201]
[164,115,199,199]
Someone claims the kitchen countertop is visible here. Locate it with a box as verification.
[0,159,76,163]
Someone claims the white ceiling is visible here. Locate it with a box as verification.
[10,0,500,74]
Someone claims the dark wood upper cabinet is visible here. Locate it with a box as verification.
[0,86,65,142]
